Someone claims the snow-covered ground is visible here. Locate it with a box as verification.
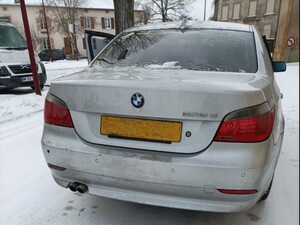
[0,60,88,123]
[0,60,298,225]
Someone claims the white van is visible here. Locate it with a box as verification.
[0,22,47,90]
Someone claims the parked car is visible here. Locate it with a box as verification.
[0,22,47,90]
[41,21,286,212]
[38,48,66,61]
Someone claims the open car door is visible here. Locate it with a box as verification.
[84,30,115,64]
[262,35,286,73]
[262,35,273,61]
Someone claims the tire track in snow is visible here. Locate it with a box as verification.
[0,112,43,141]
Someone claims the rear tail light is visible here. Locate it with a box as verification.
[214,103,275,143]
[44,93,74,127]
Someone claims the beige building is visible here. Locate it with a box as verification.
[213,0,299,62]
[0,3,145,58]
[273,0,299,62]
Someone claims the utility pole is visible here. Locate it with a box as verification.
[42,0,53,62]
[204,0,207,21]
[19,0,41,95]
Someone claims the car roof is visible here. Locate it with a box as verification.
[126,20,252,33]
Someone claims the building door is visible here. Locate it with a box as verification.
[63,38,72,54]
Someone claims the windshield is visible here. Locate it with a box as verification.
[93,29,258,73]
[0,25,27,49]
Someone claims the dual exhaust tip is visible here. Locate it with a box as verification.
[68,182,88,194]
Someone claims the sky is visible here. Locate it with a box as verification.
[0,0,215,20]
[188,0,215,20]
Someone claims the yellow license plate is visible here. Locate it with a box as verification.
[100,116,182,142]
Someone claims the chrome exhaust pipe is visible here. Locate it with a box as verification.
[68,182,80,192]
[76,184,88,194]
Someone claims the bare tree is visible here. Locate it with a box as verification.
[211,0,218,21]
[138,0,194,22]
[45,0,87,60]
[134,1,151,25]
[113,0,134,35]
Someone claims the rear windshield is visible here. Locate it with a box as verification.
[94,29,258,73]
[0,25,27,49]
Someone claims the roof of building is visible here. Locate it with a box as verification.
[0,0,114,9]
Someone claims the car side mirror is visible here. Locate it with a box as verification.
[273,61,286,72]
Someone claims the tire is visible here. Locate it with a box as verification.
[259,177,273,201]
[31,84,44,90]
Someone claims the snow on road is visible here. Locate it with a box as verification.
[0,61,298,225]
[0,60,87,123]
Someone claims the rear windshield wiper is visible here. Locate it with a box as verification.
[97,49,128,65]
[97,58,115,64]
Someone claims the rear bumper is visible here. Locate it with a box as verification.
[51,167,261,212]
[41,124,283,212]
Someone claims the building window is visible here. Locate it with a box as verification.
[221,5,229,21]
[42,38,50,49]
[40,17,47,30]
[105,18,111,29]
[263,24,272,38]
[101,17,114,29]
[85,17,91,28]
[249,0,257,17]
[80,17,95,29]
[266,0,275,14]
[233,3,240,19]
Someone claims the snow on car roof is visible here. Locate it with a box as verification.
[126,20,252,33]
[0,22,15,27]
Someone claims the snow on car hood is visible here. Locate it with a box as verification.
[0,49,40,64]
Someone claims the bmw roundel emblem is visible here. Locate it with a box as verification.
[131,93,144,108]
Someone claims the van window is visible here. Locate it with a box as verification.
[0,25,27,49]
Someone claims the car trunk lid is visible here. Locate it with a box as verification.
[49,67,272,153]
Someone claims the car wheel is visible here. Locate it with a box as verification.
[31,84,45,90]
[259,177,273,201]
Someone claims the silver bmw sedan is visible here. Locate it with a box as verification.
[41,20,286,212]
